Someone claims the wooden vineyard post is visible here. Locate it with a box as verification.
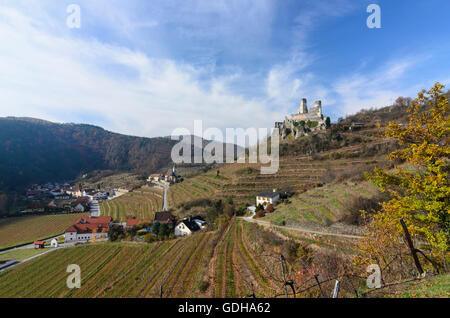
[400,218,424,276]
[332,280,340,298]
[280,254,296,298]
[314,274,325,298]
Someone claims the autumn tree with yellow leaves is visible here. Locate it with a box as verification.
[357,83,449,272]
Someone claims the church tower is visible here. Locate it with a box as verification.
[299,98,308,114]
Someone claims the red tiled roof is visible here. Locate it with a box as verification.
[74,216,112,224]
[75,196,90,204]
[154,211,176,224]
[65,223,108,234]
[34,241,45,245]
[65,216,112,234]
[126,218,151,227]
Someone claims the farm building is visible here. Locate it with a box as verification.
[125,215,151,230]
[64,216,112,243]
[154,211,176,225]
[175,218,200,237]
[256,190,280,207]
[33,241,45,249]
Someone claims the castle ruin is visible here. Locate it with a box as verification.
[275,98,330,140]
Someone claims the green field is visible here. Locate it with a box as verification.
[0,248,52,261]
[0,214,86,250]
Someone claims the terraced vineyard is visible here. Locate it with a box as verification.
[101,186,163,221]
[0,213,87,250]
[0,233,214,298]
[263,180,380,226]
[210,218,281,298]
[167,152,386,209]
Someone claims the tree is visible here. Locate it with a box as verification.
[365,83,449,265]
[159,223,169,237]
[256,210,265,218]
[152,221,160,235]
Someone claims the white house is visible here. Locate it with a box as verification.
[50,238,58,248]
[256,190,280,207]
[175,218,201,237]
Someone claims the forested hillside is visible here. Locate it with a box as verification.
[0,117,176,191]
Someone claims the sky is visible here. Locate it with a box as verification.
[0,0,449,139]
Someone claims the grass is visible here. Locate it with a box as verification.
[392,275,450,298]
[0,213,86,250]
[0,248,50,261]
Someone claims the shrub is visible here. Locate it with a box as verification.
[198,280,209,293]
[265,204,274,213]
[255,210,265,218]
[340,192,390,225]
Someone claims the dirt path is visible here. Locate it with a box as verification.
[206,217,235,297]
[239,217,362,239]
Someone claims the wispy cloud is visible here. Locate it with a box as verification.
[0,5,280,138]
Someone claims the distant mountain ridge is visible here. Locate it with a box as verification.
[0,117,179,191]
[0,117,243,191]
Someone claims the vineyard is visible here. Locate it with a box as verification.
[0,232,214,297]
[0,218,289,298]
[0,213,86,250]
[209,218,282,298]
[100,186,163,221]
[167,154,385,211]
[263,180,379,227]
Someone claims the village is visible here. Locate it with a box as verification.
[58,165,279,245]
[24,171,280,252]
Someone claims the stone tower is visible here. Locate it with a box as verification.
[299,98,308,114]
[314,100,322,116]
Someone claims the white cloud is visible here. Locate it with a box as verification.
[331,57,427,116]
[0,5,280,139]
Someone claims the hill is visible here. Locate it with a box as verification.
[0,117,178,191]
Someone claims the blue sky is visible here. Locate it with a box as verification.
[0,0,449,138]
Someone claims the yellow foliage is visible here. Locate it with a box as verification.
[362,83,449,265]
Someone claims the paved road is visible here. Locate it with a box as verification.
[151,181,169,211]
[0,247,63,272]
[239,215,362,239]
[90,200,100,217]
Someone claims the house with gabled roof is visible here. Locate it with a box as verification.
[154,211,176,225]
[64,216,112,243]
[256,189,280,207]
[174,217,200,237]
